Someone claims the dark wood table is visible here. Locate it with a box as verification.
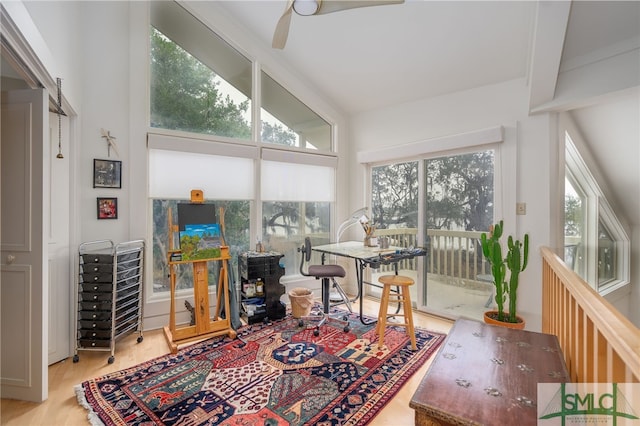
[409,318,569,425]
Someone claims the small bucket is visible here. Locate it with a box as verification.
[288,287,314,318]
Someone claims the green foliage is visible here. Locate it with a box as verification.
[480,220,529,323]
[426,151,494,232]
[150,27,298,146]
[150,28,251,138]
[506,233,528,323]
[371,162,418,228]
[261,121,297,147]
[564,193,583,237]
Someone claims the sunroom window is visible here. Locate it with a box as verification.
[261,72,332,151]
[150,1,252,140]
[148,1,337,295]
[148,144,254,294]
[261,151,336,272]
[564,131,629,294]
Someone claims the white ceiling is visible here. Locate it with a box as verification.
[217,0,640,226]
[218,0,536,115]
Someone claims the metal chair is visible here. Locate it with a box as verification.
[298,237,351,335]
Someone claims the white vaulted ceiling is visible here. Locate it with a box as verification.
[214,0,640,225]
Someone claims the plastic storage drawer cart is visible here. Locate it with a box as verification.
[73,240,144,364]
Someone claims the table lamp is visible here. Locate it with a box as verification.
[336,207,369,242]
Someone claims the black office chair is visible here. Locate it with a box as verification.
[298,237,351,335]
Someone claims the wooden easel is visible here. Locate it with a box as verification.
[163,190,236,353]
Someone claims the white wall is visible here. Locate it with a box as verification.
[78,1,132,244]
[350,78,555,331]
[17,1,82,109]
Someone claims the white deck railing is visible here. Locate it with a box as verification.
[373,228,490,284]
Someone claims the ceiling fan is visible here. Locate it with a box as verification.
[272,0,404,49]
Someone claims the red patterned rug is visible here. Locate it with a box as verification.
[76,311,444,425]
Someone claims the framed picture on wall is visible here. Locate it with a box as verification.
[97,197,118,220]
[93,159,122,188]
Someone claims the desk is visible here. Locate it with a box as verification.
[312,241,426,324]
[410,318,568,425]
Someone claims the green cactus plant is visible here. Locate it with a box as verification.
[480,220,529,324]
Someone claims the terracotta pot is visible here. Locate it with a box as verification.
[483,310,526,329]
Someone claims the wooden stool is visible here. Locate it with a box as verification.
[377,275,417,350]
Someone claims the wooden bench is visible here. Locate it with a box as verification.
[410,318,569,425]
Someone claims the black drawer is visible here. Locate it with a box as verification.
[81,253,113,264]
[116,273,141,288]
[239,253,284,279]
[116,251,141,263]
[82,263,113,273]
[115,304,139,321]
[79,292,113,302]
[116,266,140,280]
[79,319,112,329]
[78,339,111,348]
[78,329,112,339]
[78,310,112,321]
[117,257,141,271]
[81,272,113,283]
[79,300,112,311]
[80,283,113,293]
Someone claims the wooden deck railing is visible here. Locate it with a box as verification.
[541,246,639,383]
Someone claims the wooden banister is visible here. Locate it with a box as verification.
[541,246,639,383]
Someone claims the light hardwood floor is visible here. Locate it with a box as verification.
[1,299,452,425]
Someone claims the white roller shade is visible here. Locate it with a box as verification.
[149,149,254,199]
[261,160,334,202]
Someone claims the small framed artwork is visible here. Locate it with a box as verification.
[97,197,118,220]
[93,159,122,188]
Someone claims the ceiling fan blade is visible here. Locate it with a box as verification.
[272,0,295,49]
[316,0,404,15]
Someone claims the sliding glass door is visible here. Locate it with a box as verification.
[369,149,495,321]
[423,150,494,319]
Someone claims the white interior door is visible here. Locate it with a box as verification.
[1,88,49,402]
[47,111,71,365]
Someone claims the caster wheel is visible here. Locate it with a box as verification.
[73,354,79,363]
[108,356,115,364]
[137,336,144,343]
[313,328,320,337]
[298,320,304,327]
[343,315,349,321]
[343,326,350,333]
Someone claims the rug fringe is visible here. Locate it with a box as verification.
[74,383,106,426]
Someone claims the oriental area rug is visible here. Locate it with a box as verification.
[76,311,445,426]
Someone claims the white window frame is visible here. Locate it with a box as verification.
[358,125,511,313]
[564,131,630,294]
